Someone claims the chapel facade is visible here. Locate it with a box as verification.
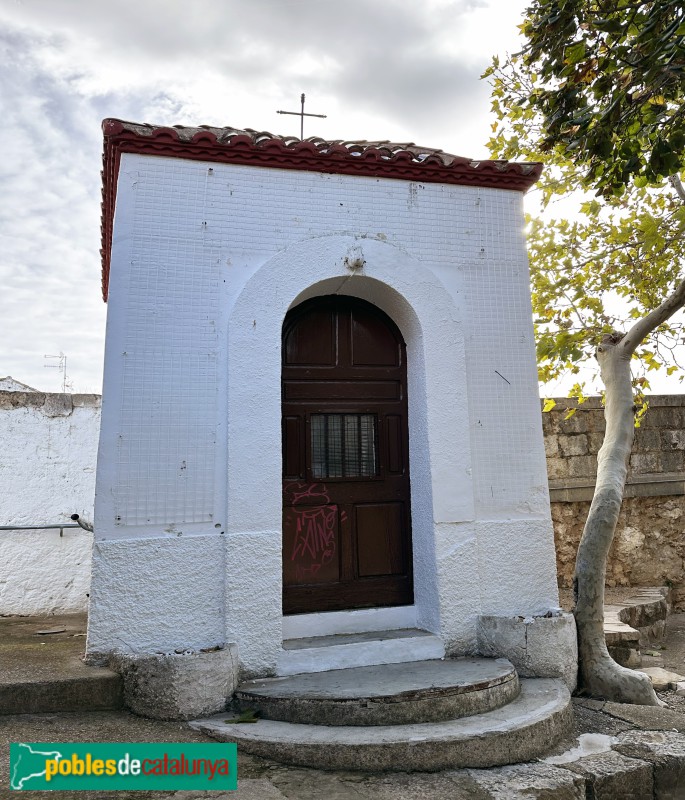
[88,119,566,681]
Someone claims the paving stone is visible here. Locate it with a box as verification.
[468,762,585,799]
[158,789,286,800]
[613,729,685,800]
[558,749,653,799]
[234,780,288,799]
[267,767,374,799]
[157,793,223,799]
[569,703,634,740]
[544,732,618,766]
[641,653,666,669]
[362,770,489,800]
[602,701,685,732]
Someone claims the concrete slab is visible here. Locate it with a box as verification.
[602,700,685,732]
[278,628,445,676]
[0,614,122,714]
[236,657,519,725]
[192,678,572,772]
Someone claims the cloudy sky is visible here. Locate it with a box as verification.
[1,0,533,392]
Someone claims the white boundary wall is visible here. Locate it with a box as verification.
[0,392,98,614]
[87,154,559,674]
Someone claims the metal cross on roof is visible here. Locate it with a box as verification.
[277,93,327,140]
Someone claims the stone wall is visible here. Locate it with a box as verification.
[0,391,99,614]
[544,396,685,608]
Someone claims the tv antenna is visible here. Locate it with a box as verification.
[44,352,68,393]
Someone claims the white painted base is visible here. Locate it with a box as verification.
[277,629,445,676]
[282,605,418,640]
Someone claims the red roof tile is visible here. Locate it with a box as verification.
[101,118,542,300]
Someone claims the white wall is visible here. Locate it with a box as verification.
[0,392,98,614]
[89,154,559,672]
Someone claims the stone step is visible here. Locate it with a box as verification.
[604,613,642,668]
[277,627,445,676]
[612,588,670,643]
[192,678,572,772]
[236,657,519,726]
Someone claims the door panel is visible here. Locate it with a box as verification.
[385,415,404,475]
[282,296,413,614]
[283,380,401,402]
[356,503,405,577]
[284,309,336,366]
[351,311,400,366]
[283,416,303,479]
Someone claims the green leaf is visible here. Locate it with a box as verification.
[565,41,587,65]
[483,8,685,391]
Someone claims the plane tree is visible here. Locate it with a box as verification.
[484,0,685,704]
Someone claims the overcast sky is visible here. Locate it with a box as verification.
[1,0,537,392]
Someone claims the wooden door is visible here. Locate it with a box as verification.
[282,296,413,614]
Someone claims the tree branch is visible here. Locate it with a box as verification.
[669,173,685,202]
[621,278,685,354]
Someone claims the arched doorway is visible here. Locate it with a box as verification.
[282,295,413,614]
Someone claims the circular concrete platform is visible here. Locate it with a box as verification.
[236,657,519,726]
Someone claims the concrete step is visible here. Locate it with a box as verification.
[236,657,519,726]
[0,672,123,715]
[604,588,671,668]
[612,588,670,644]
[604,613,642,669]
[277,627,444,676]
[192,678,572,772]
[0,614,122,714]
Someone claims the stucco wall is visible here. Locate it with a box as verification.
[545,396,685,608]
[0,391,99,614]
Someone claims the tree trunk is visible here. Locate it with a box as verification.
[573,333,659,705]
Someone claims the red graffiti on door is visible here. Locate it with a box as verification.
[284,483,337,582]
